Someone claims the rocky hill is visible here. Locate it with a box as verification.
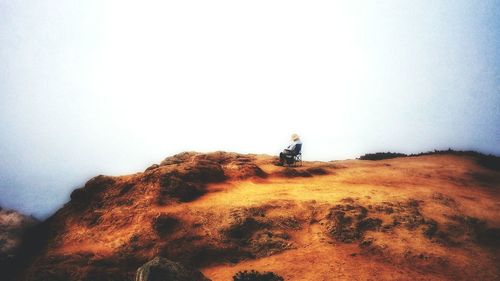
[0,207,38,277]
[9,151,500,281]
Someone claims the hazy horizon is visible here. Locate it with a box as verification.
[1,1,499,218]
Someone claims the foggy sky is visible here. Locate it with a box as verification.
[1,1,499,218]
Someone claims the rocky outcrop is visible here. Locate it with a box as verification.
[159,152,267,180]
[10,151,500,281]
[0,207,38,279]
[135,257,210,281]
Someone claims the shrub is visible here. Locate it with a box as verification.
[153,214,179,235]
[233,270,284,281]
[358,152,407,160]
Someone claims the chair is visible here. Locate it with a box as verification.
[285,143,302,167]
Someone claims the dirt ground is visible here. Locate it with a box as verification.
[14,152,500,281]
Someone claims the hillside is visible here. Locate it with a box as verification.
[0,207,38,276]
[10,151,500,281]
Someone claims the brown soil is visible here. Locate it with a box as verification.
[11,152,500,281]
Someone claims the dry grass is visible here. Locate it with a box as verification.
[15,152,500,281]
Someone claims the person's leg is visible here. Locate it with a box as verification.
[284,151,293,165]
[277,150,293,166]
[277,152,285,165]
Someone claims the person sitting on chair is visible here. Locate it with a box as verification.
[276,133,302,166]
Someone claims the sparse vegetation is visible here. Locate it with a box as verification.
[160,175,206,203]
[11,151,500,281]
[233,270,284,281]
[305,167,329,175]
[153,214,179,235]
[359,149,500,171]
[358,152,407,160]
[410,149,500,171]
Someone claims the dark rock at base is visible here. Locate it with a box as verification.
[0,207,39,280]
[135,256,210,281]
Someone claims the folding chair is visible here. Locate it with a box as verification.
[285,143,302,167]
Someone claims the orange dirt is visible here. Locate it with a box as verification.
[14,152,500,281]
[200,155,500,281]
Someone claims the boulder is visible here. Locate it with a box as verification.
[135,256,210,281]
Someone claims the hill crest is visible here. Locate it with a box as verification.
[8,151,500,281]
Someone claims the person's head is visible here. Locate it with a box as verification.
[291,133,300,141]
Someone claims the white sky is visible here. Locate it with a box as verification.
[1,1,499,217]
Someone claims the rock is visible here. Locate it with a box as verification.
[0,207,39,279]
[156,155,228,204]
[160,152,199,166]
[135,256,210,281]
[145,164,160,172]
[160,175,206,203]
[226,162,268,179]
[70,175,115,209]
[175,159,226,183]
